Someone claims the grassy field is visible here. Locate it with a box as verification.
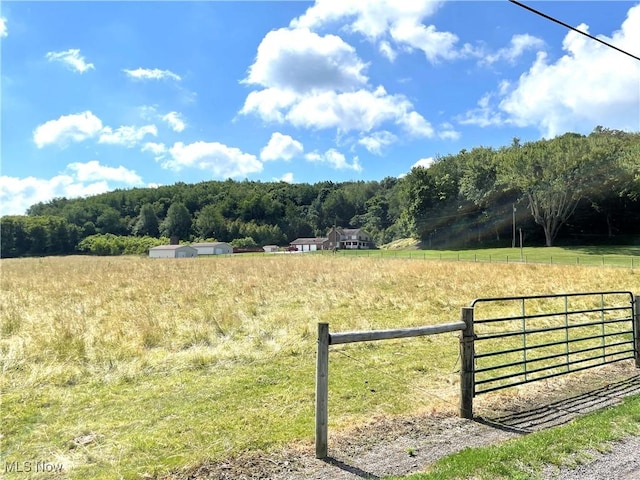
[1,248,639,479]
[333,244,640,269]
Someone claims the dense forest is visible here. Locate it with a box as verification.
[2,127,639,257]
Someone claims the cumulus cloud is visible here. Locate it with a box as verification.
[98,125,157,147]
[437,122,461,140]
[291,0,443,40]
[305,149,362,171]
[0,17,7,38]
[141,142,167,156]
[245,28,368,93]
[412,157,436,169]
[463,4,640,137]
[241,24,436,139]
[33,111,103,148]
[45,49,95,73]
[398,111,434,137]
[0,161,144,216]
[290,0,478,64]
[163,141,263,178]
[260,132,304,161]
[66,160,143,185]
[123,68,181,81]
[358,130,397,154]
[33,111,161,149]
[378,40,397,61]
[482,34,545,65]
[278,172,294,183]
[162,111,186,132]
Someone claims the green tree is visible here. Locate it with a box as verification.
[132,204,159,237]
[160,202,192,240]
[498,134,596,247]
[195,204,227,240]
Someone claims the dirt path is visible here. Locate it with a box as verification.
[169,365,640,480]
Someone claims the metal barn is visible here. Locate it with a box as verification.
[148,245,198,258]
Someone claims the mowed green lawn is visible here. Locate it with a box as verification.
[1,247,639,479]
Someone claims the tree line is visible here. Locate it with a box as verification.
[2,127,638,257]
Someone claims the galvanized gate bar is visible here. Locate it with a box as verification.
[473,305,630,324]
[476,336,634,360]
[475,317,632,341]
[474,340,635,373]
[470,290,635,307]
[470,291,635,396]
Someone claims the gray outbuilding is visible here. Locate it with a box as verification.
[148,245,198,258]
[191,242,233,255]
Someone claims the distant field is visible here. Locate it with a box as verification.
[332,244,640,269]
[1,250,639,479]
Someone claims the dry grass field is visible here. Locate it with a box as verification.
[1,254,638,479]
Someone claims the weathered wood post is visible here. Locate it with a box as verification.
[459,307,475,419]
[634,296,640,369]
[316,323,330,458]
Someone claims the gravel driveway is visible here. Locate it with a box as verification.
[171,367,640,480]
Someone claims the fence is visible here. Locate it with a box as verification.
[315,291,639,458]
[321,248,639,270]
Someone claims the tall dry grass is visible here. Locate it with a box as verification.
[2,254,637,387]
[1,254,639,478]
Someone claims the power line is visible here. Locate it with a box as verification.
[509,0,640,63]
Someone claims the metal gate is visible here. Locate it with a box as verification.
[470,291,637,396]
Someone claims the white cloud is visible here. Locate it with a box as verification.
[164,141,263,178]
[437,122,460,140]
[398,111,434,137]
[123,68,181,81]
[0,161,143,216]
[244,83,433,137]
[66,160,143,185]
[260,132,304,161]
[45,49,95,73]
[482,34,545,65]
[162,112,186,132]
[0,17,7,38]
[241,26,435,138]
[141,142,167,156]
[291,0,479,64]
[305,148,362,171]
[33,111,103,148]
[378,40,397,61]
[412,157,435,169]
[279,172,294,183]
[389,20,461,63]
[244,27,368,93]
[98,125,157,147]
[467,5,640,137]
[241,88,299,123]
[291,0,443,40]
[358,130,397,154]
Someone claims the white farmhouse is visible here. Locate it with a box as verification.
[148,245,198,258]
[191,242,233,255]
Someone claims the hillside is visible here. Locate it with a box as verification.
[1,127,639,258]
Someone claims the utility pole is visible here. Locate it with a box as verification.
[512,204,516,248]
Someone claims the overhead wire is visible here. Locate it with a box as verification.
[508,0,640,62]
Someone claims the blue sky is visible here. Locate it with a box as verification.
[1,1,639,216]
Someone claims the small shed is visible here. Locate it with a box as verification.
[263,245,279,253]
[149,245,198,258]
[191,242,233,255]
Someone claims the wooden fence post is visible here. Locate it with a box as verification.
[316,323,330,458]
[460,307,475,419]
[634,296,640,369]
